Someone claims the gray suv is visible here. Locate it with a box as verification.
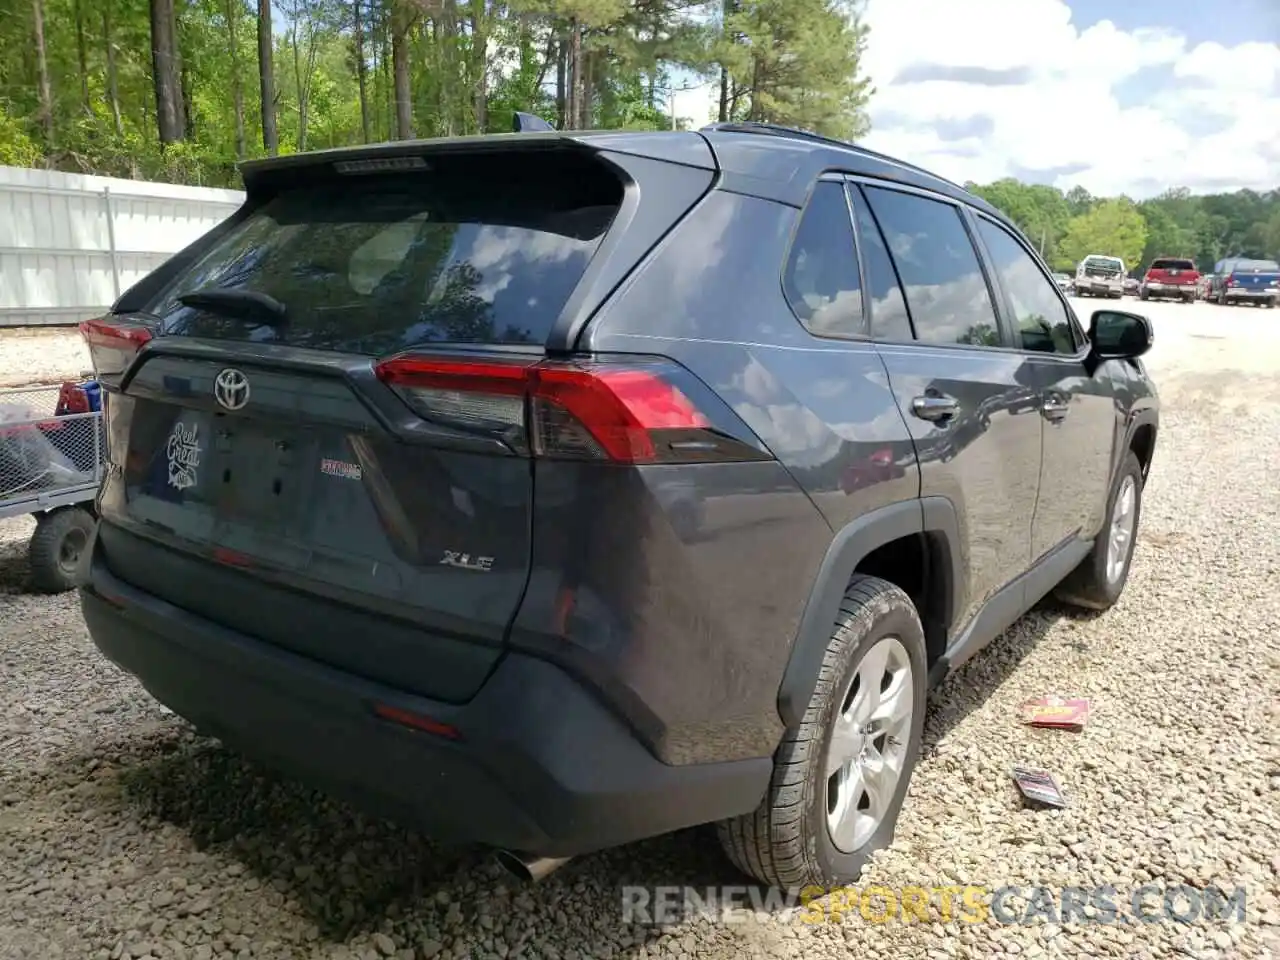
[77,122,1159,889]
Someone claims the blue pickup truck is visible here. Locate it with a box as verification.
[1209,257,1280,307]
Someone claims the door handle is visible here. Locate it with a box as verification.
[1042,395,1070,421]
[911,394,959,422]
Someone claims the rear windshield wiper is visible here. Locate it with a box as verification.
[177,288,287,325]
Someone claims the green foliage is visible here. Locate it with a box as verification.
[1058,198,1148,270]
[0,106,42,166]
[0,0,872,187]
[968,176,1280,274]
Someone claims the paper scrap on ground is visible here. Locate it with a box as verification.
[1011,765,1069,808]
[1019,695,1091,730]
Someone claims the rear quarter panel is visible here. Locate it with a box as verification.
[546,188,919,763]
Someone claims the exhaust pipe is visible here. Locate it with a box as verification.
[494,850,573,883]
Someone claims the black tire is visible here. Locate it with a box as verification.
[716,576,928,887]
[1054,451,1143,612]
[28,506,95,594]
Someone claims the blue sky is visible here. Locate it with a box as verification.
[672,0,1280,198]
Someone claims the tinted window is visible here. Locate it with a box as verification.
[848,187,913,342]
[145,161,622,354]
[863,187,1001,347]
[783,181,864,337]
[1150,258,1195,271]
[975,218,1077,354]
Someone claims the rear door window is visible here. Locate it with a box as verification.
[862,186,1003,348]
[146,160,623,355]
[1150,258,1195,271]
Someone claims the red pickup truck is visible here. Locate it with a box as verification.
[1139,258,1200,303]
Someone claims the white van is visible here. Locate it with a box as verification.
[1075,255,1126,298]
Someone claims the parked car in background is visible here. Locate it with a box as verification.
[1124,277,1140,297]
[1075,255,1126,298]
[75,121,1161,890]
[1140,257,1200,303]
[1208,258,1280,307]
[1053,272,1072,293]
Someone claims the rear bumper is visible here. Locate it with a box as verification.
[1142,282,1196,296]
[80,539,770,857]
[1079,279,1122,293]
[1224,287,1277,300]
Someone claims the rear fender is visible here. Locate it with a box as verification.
[776,497,962,730]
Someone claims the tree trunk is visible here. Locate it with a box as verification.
[718,66,729,122]
[257,0,277,155]
[225,0,245,158]
[439,0,458,136]
[579,47,593,130]
[391,1,414,139]
[32,0,55,146]
[554,34,566,129]
[103,3,124,136]
[469,0,487,133]
[74,0,90,112]
[746,53,762,121]
[150,0,186,144]
[565,20,580,130]
[379,13,392,140]
[292,26,308,149]
[353,0,371,142]
[182,60,195,138]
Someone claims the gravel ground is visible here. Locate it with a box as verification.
[2,300,1279,960]
[0,329,91,388]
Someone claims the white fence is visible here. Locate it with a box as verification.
[0,165,244,328]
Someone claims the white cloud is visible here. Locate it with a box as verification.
[857,0,1280,197]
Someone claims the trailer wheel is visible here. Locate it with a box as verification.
[28,506,95,594]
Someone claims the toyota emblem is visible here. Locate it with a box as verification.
[213,368,251,411]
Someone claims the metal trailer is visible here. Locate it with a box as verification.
[0,380,104,592]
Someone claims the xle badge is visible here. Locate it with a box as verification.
[165,422,201,490]
[440,550,494,572]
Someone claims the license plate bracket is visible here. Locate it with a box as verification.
[212,424,316,532]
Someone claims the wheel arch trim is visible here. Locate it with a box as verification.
[776,497,962,730]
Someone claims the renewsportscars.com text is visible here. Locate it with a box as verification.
[621,884,1248,927]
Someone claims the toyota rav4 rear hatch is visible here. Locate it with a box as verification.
[85,139,710,703]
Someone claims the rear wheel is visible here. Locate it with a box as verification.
[1055,451,1143,612]
[716,576,927,887]
[28,506,95,594]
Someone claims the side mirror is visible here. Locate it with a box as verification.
[1088,309,1153,362]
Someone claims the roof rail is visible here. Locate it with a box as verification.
[699,120,967,192]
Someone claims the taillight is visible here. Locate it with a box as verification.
[79,316,154,379]
[1227,273,1237,286]
[374,354,771,465]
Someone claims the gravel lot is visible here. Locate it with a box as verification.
[2,299,1279,960]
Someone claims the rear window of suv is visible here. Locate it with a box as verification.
[147,151,623,355]
[1150,259,1196,270]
